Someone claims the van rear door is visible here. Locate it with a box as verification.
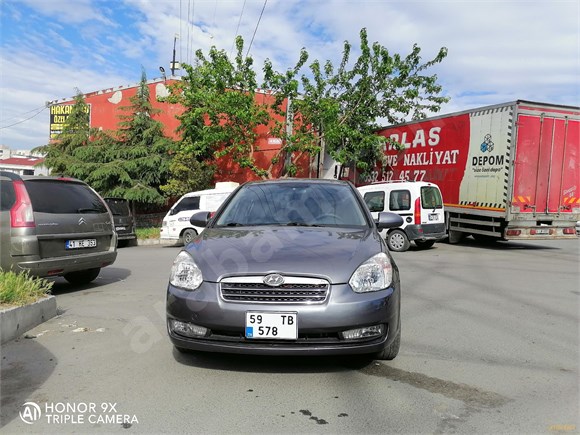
[419,185,444,225]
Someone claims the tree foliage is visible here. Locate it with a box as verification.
[264,28,449,175]
[168,28,448,178]
[36,71,173,205]
[164,37,275,179]
[160,143,215,198]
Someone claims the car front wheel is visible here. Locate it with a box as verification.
[182,229,197,246]
[63,268,101,285]
[387,229,410,252]
[375,325,401,360]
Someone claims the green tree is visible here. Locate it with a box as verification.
[166,29,448,179]
[160,144,215,198]
[264,28,449,175]
[89,69,172,205]
[164,37,295,179]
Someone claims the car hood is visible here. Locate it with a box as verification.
[185,227,385,284]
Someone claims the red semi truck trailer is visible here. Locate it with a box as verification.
[347,100,580,243]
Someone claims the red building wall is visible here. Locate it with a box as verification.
[49,78,311,184]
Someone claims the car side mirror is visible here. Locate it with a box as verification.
[190,211,211,227]
[169,208,177,216]
[376,212,404,229]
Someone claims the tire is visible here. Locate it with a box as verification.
[447,229,464,244]
[117,239,128,248]
[414,240,435,250]
[472,234,498,243]
[387,229,410,252]
[375,325,401,360]
[63,268,101,285]
[182,229,197,246]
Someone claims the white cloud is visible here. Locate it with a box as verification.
[1,0,578,150]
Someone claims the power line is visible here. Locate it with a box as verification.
[0,106,47,130]
[246,0,268,57]
[1,105,47,123]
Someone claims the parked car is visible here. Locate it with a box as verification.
[166,179,404,360]
[0,171,117,284]
[160,182,239,246]
[357,181,446,252]
[104,197,136,247]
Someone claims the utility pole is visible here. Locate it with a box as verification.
[170,34,180,76]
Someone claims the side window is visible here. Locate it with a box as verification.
[0,180,16,211]
[174,196,200,214]
[389,190,411,211]
[363,191,385,212]
[421,186,443,209]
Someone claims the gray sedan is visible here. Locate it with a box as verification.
[166,179,403,360]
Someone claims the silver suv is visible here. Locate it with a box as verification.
[0,171,117,284]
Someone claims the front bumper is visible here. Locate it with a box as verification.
[166,281,400,356]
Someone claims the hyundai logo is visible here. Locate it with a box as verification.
[78,217,87,225]
[263,274,285,287]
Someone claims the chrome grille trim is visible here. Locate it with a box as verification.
[220,276,329,304]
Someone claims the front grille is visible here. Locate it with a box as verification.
[220,276,329,304]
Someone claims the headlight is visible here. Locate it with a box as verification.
[349,252,393,293]
[169,251,203,290]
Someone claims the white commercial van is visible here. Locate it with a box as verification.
[160,182,239,245]
[357,181,446,252]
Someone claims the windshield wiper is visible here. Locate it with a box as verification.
[286,222,321,227]
[224,222,243,227]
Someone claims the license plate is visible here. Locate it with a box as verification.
[428,213,439,221]
[534,228,550,235]
[116,226,126,231]
[245,312,297,340]
[65,239,97,249]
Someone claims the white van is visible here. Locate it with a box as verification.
[357,181,446,252]
[160,182,239,245]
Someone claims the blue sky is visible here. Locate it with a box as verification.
[1,0,579,150]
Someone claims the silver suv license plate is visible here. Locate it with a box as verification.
[65,239,97,249]
[245,312,297,340]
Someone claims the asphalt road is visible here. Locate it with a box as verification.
[1,238,578,434]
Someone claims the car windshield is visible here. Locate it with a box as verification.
[105,198,130,216]
[214,182,368,227]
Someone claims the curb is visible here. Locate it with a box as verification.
[136,238,178,246]
[0,296,57,344]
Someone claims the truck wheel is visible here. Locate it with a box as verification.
[448,229,464,244]
[414,240,435,249]
[182,229,197,245]
[63,268,101,285]
[387,230,410,252]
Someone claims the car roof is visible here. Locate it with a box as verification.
[243,178,352,186]
[0,172,86,184]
